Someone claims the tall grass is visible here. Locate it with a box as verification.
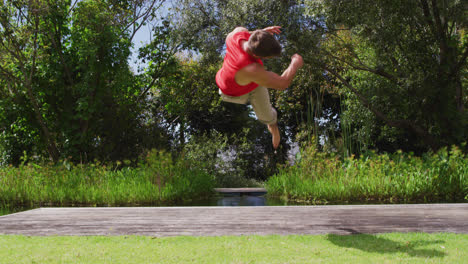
[266,145,468,204]
[0,150,215,208]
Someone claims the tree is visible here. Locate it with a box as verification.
[0,0,61,162]
[170,1,335,142]
[0,0,169,164]
[306,0,467,152]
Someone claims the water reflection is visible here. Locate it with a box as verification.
[217,195,266,206]
[0,195,300,216]
[0,206,35,216]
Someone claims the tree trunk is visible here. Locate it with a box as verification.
[25,84,60,162]
[26,11,60,162]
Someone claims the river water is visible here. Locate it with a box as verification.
[0,195,309,216]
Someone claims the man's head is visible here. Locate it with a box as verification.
[247,30,282,58]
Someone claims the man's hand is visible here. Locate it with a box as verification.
[291,54,304,69]
[263,26,281,35]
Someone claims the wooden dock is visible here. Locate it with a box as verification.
[0,204,467,236]
[214,188,267,196]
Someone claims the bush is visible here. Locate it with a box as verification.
[182,131,261,188]
[0,150,215,208]
[266,144,468,204]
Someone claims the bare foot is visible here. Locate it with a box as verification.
[267,123,280,149]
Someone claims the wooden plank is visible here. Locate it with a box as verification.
[0,204,467,236]
[214,188,267,195]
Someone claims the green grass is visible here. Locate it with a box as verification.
[267,145,468,204]
[0,233,467,263]
[2,144,467,210]
[0,150,215,208]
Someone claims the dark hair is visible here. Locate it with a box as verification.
[247,30,282,58]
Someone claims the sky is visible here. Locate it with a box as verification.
[130,0,174,72]
[129,24,153,72]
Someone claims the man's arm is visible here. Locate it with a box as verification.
[226,27,249,41]
[237,54,304,91]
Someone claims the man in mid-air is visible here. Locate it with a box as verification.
[216,26,303,149]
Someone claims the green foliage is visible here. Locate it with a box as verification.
[169,0,336,179]
[0,0,171,164]
[146,51,286,180]
[0,0,62,162]
[182,130,262,187]
[305,0,468,152]
[1,0,466,189]
[147,58,223,146]
[144,149,215,201]
[0,150,214,207]
[267,144,468,204]
[167,0,462,160]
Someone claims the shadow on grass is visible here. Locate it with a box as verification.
[327,229,446,258]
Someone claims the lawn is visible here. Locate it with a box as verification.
[1,233,467,263]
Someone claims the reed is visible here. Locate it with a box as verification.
[266,145,468,204]
[0,150,215,208]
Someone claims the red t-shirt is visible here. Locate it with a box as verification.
[215,31,263,96]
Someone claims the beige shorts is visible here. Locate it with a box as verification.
[219,86,277,125]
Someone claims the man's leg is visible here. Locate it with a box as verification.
[267,123,280,150]
[248,86,280,149]
[219,89,249,104]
